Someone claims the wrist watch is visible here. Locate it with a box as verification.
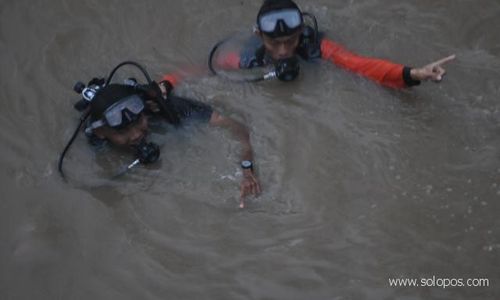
[241,160,253,170]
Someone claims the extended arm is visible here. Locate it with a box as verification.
[320,38,412,88]
[320,38,455,89]
[209,112,261,207]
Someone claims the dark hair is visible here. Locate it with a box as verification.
[257,0,301,19]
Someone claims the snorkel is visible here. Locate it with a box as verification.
[58,61,162,180]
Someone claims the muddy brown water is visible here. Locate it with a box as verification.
[1,0,499,299]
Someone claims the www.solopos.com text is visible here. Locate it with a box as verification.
[388,276,490,289]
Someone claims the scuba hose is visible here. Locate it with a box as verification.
[209,13,319,83]
[208,39,227,76]
[209,39,300,83]
[209,38,267,83]
[300,13,321,59]
[57,110,90,180]
[58,61,164,180]
[302,12,319,47]
[111,61,180,125]
[106,61,153,86]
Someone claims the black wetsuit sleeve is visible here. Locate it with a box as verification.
[168,96,213,123]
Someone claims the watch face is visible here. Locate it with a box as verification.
[241,160,252,169]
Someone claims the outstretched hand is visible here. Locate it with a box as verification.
[411,54,456,82]
[239,169,261,208]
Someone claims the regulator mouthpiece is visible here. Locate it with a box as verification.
[263,57,300,81]
[135,140,160,164]
[275,57,300,81]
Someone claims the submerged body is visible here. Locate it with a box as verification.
[210,0,454,89]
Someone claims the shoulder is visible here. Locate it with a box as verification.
[240,35,266,69]
[168,95,214,123]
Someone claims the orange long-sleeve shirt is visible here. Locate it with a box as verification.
[163,36,420,88]
[320,38,418,89]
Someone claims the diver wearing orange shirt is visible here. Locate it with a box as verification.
[208,0,455,88]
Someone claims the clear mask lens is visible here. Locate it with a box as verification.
[103,95,144,128]
[259,9,302,33]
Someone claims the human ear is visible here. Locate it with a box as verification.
[92,128,107,139]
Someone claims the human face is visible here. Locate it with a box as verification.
[94,114,149,147]
[261,30,302,60]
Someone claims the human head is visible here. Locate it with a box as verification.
[256,0,304,60]
[88,84,149,147]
